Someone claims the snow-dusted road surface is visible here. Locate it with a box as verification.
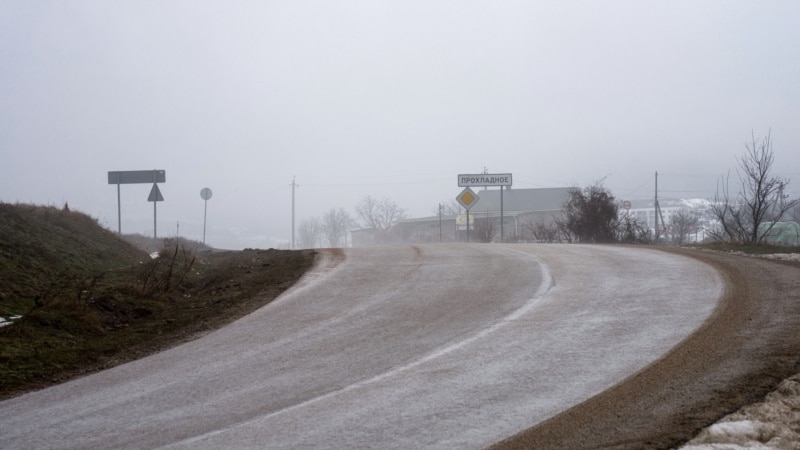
[0,244,722,449]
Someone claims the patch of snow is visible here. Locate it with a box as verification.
[681,375,800,449]
[0,315,21,328]
[759,253,800,262]
[702,420,777,442]
[682,444,772,450]
[682,198,714,208]
[728,252,800,263]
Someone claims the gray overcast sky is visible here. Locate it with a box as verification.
[2,1,799,249]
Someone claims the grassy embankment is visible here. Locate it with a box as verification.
[0,203,315,400]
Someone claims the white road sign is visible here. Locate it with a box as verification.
[458,173,512,187]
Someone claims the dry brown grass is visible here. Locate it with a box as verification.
[0,203,315,400]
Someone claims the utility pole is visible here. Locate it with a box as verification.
[438,203,443,243]
[654,171,659,243]
[290,177,298,250]
[500,186,504,242]
[654,171,665,244]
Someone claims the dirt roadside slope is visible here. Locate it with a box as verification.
[490,248,800,450]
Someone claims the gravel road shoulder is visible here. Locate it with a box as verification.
[490,248,800,450]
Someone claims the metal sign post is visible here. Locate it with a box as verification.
[147,182,164,239]
[200,187,213,244]
[457,173,512,242]
[456,187,479,243]
[290,177,299,250]
[108,170,166,234]
[467,210,471,242]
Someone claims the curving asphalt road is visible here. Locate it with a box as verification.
[0,244,724,449]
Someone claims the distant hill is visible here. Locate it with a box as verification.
[0,203,149,318]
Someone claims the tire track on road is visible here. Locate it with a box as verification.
[164,248,554,449]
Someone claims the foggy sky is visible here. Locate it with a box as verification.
[2,1,799,249]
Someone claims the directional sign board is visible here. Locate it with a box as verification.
[458,173,512,187]
[108,169,166,235]
[108,170,166,184]
[456,187,479,210]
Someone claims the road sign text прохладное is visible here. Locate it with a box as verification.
[457,173,512,187]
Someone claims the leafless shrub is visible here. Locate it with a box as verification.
[669,208,701,244]
[615,214,651,244]
[525,220,560,243]
[138,242,196,296]
[473,217,498,243]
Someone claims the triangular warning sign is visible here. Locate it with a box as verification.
[148,183,164,202]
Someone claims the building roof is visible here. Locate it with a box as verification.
[468,187,572,213]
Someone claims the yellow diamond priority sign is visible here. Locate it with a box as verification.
[456,187,479,210]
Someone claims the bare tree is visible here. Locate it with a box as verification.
[433,200,462,217]
[711,130,798,243]
[297,217,323,248]
[322,208,353,247]
[669,208,700,244]
[710,171,749,243]
[791,199,800,224]
[355,196,407,231]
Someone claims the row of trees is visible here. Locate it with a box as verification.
[524,184,699,245]
[296,196,407,248]
[297,209,352,248]
[555,130,796,245]
[503,203,702,245]
[297,131,795,248]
